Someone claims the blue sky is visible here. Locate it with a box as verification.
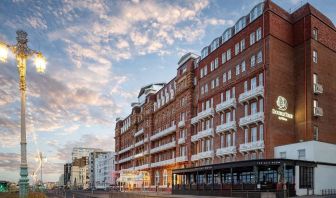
[0,0,335,183]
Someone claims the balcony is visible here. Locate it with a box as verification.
[191,128,214,142]
[134,140,144,147]
[216,98,237,112]
[178,120,185,128]
[239,112,264,127]
[119,144,134,155]
[313,83,323,94]
[150,125,177,141]
[191,150,214,161]
[151,158,176,168]
[238,85,264,103]
[216,121,237,134]
[151,141,176,154]
[313,107,323,117]
[134,164,150,171]
[216,146,237,156]
[133,152,145,159]
[178,137,186,144]
[239,140,265,153]
[176,156,188,163]
[134,128,144,137]
[119,155,133,164]
[191,108,215,125]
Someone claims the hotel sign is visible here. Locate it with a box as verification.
[272,96,293,121]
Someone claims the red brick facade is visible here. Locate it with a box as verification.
[114,0,336,190]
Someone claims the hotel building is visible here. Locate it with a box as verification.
[114,0,336,196]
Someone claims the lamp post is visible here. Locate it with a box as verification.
[0,30,47,198]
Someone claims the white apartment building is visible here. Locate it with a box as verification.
[95,152,116,189]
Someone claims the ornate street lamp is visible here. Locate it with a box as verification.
[0,30,46,198]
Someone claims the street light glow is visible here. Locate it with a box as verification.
[0,43,8,62]
[34,53,46,73]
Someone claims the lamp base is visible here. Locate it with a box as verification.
[19,166,29,198]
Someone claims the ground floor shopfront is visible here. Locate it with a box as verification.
[172,159,316,197]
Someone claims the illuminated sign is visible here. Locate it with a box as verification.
[272,96,293,121]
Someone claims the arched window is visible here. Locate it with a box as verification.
[155,170,160,186]
[222,28,232,43]
[163,169,168,186]
[201,47,209,59]
[250,3,264,22]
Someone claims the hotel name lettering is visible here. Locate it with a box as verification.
[272,96,293,121]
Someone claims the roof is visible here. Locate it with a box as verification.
[137,82,165,98]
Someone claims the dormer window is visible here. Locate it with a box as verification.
[234,17,246,33]
[201,47,209,59]
[222,29,232,43]
[210,38,220,52]
[250,3,264,22]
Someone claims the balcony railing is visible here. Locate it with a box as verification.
[239,112,264,127]
[176,156,188,163]
[313,107,323,117]
[191,150,214,161]
[118,144,134,155]
[134,128,144,137]
[216,121,237,134]
[216,146,237,156]
[178,120,185,128]
[150,125,177,141]
[191,128,214,142]
[134,164,150,171]
[216,98,237,112]
[313,83,323,94]
[151,141,176,154]
[134,140,144,147]
[238,85,264,103]
[191,108,215,125]
[239,140,265,153]
[133,152,145,159]
[178,137,186,144]
[118,155,133,164]
[151,158,176,168]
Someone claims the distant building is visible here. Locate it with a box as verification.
[94,152,116,189]
[71,156,88,189]
[64,163,72,188]
[58,174,64,187]
[72,147,102,161]
[89,151,109,189]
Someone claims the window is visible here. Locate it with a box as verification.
[201,47,208,59]
[215,58,218,69]
[225,111,230,123]
[251,102,257,114]
[313,73,318,84]
[226,133,231,147]
[200,68,204,78]
[204,66,208,76]
[205,84,208,93]
[163,169,168,186]
[155,171,160,185]
[216,77,219,87]
[250,3,264,22]
[232,132,236,146]
[257,51,263,63]
[211,38,220,52]
[241,61,246,72]
[251,127,257,142]
[256,27,262,41]
[235,43,240,55]
[299,167,313,188]
[259,73,263,86]
[251,55,256,67]
[280,152,286,159]
[244,129,248,143]
[211,80,215,89]
[251,77,257,89]
[250,32,256,45]
[313,50,318,63]
[210,61,214,71]
[244,104,248,116]
[298,149,306,160]
[259,124,264,140]
[228,70,231,80]
[201,86,204,95]
[313,99,318,108]
[244,81,248,92]
[223,73,227,83]
[313,126,319,140]
[222,29,232,43]
[240,39,245,51]
[236,65,240,75]
[235,17,246,33]
[312,28,318,40]
[232,87,235,98]
[226,90,230,100]
[226,49,231,61]
[222,53,226,64]
[259,98,264,112]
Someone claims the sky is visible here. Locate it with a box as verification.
[0,0,335,183]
